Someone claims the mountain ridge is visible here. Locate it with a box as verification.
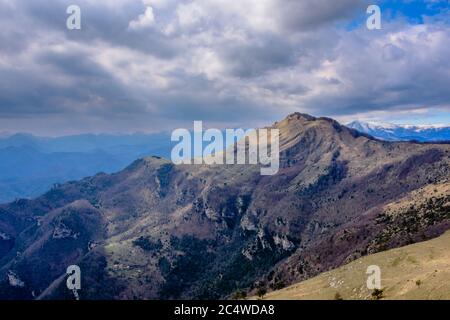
[0,113,449,300]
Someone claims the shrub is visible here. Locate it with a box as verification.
[132,236,162,252]
[232,290,247,300]
[272,281,286,290]
[334,292,344,300]
[256,287,267,299]
[371,288,384,300]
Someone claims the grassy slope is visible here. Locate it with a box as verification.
[261,231,450,300]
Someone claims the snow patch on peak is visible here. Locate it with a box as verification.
[347,120,450,142]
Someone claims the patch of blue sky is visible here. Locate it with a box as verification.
[343,0,450,30]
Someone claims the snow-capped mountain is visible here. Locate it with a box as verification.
[347,120,450,142]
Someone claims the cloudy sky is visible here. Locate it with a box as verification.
[0,0,449,135]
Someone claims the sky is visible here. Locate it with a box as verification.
[0,0,449,135]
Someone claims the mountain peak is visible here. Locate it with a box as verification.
[277,113,345,128]
[285,112,317,122]
[274,112,348,135]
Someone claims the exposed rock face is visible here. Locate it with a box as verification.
[0,113,449,300]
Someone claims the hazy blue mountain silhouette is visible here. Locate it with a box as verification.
[0,133,171,203]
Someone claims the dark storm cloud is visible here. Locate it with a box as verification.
[137,69,282,123]
[220,35,297,78]
[262,82,310,96]
[0,28,30,55]
[276,0,369,31]
[0,48,147,117]
[15,0,181,59]
[153,91,279,123]
[0,0,449,134]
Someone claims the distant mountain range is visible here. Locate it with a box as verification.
[2,120,448,204]
[0,113,448,300]
[347,121,450,142]
[0,133,171,203]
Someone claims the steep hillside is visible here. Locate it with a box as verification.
[0,113,449,300]
[260,229,450,300]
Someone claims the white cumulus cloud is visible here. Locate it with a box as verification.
[129,6,156,30]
